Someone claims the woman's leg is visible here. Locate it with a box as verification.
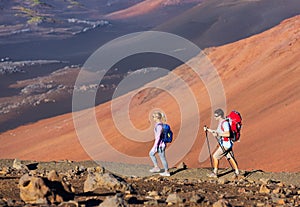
[149,150,158,167]
[158,148,169,172]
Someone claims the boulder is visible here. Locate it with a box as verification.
[47,170,75,193]
[18,174,50,204]
[18,172,74,204]
[84,167,132,193]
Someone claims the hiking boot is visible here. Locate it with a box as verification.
[159,171,171,177]
[149,167,160,173]
[207,172,218,178]
[232,172,240,179]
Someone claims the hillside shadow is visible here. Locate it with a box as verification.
[243,169,265,178]
[217,169,235,177]
[171,167,187,176]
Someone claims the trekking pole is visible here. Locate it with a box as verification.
[204,125,213,170]
[212,135,234,169]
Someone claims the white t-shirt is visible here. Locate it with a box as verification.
[216,120,232,148]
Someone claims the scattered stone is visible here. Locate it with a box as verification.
[272,187,282,194]
[176,162,187,170]
[277,182,284,187]
[271,195,286,205]
[0,167,10,175]
[166,193,185,204]
[259,184,271,194]
[58,200,78,207]
[0,199,7,206]
[13,159,28,171]
[146,190,161,200]
[285,188,293,196]
[48,170,60,181]
[162,186,172,195]
[148,191,159,197]
[75,165,86,175]
[99,194,127,207]
[218,178,229,185]
[237,187,247,194]
[190,192,205,203]
[6,198,15,206]
[144,199,158,205]
[218,193,225,199]
[212,199,230,207]
[259,178,270,185]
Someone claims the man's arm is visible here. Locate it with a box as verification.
[203,124,230,137]
[203,126,218,137]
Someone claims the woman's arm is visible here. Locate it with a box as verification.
[153,124,162,146]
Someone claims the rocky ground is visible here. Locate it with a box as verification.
[0,159,299,206]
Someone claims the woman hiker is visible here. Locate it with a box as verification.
[149,111,170,177]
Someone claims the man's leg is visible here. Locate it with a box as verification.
[213,157,219,174]
[227,151,239,175]
[230,159,239,172]
[212,147,224,175]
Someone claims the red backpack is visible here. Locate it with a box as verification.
[221,110,242,142]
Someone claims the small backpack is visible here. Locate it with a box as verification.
[159,123,173,143]
[221,110,242,142]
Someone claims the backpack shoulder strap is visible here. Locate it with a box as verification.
[221,119,229,132]
[155,123,164,132]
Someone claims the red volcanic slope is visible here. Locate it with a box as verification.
[0,16,299,172]
[105,0,200,20]
[105,0,163,19]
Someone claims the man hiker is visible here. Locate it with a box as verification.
[204,108,240,178]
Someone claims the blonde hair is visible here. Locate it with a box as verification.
[153,111,167,123]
